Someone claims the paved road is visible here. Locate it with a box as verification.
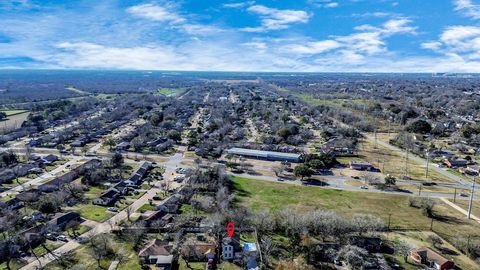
[19,152,185,270]
[0,156,82,198]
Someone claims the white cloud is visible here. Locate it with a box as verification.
[423,25,480,60]
[241,5,310,32]
[308,0,339,8]
[126,3,185,24]
[242,41,268,50]
[223,1,255,8]
[281,19,416,57]
[421,41,442,50]
[281,40,341,54]
[454,0,480,20]
[352,12,392,18]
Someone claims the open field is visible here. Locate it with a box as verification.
[356,137,455,184]
[68,204,113,222]
[232,176,480,243]
[0,109,28,116]
[157,88,186,96]
[448,199,480,219]
[0,111,30,134]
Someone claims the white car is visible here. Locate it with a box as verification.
[56,235,68,242]
[107,207,118,212]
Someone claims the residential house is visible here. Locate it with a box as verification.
[71,137,88,147]
[38,159,101,192]
[93,189,120,206]
[444,158,468,168]
[349,161,374,171]
[123,161,152,187]
[47,212,81,230]
[0,168,16,183]
[138,239,174,269]
[3,197,24,210]
[410,247,455,270]
[349,236,382,252]
[222,236,242,261]
[116,141,130,151]
[42,154,59,164]
[112,181,129,194]
[460,165,480,176]
[429,150,455,159]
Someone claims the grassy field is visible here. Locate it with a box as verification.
[157,88,185,96]
[0,109,28,116]
[69,204,113,222]
[232,176,480,242]
[356,137,455,184]
[448,199,480,218]
[0,111,30,134]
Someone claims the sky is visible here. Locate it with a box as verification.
[1,0,480,72]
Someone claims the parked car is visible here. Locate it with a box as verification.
[107,207,118,212]
[46,233,57,241]
[153,196,162,200]
[56,235,68,242]
[460,193,469,197]
[76,237,89,244]
[360,186,369,190]
[174,176,185,182]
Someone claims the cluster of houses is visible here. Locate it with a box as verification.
[93,161,152,206]
[0,153,60,185]
[130,183,260,270]
[38,158,102,192]
[27,119,129,149]
[116,137,174,153]
[138,231,260,270]
[18,211,83,252]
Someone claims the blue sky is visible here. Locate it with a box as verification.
[1,0,480,72]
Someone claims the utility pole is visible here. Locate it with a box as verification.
[418,185,422,196]
[404,149,409,179]
[425,151,430,179]
[454,188,457,203]
[468,177,476,219]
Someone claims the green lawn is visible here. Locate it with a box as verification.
[157,88,185,96]
[71,204,113,222]
[137,203,157,213]
[232,176,480,241]
[180,204,206,216]
[0,109,28,116]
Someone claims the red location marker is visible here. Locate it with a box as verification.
[226,222,235,238]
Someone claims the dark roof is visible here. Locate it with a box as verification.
[99,189,120,199]
[42,154,59,162]
[139,239,173,257]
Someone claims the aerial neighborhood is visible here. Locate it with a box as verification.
[0,72,480,270]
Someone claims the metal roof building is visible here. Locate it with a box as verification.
[226,147,302,163]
